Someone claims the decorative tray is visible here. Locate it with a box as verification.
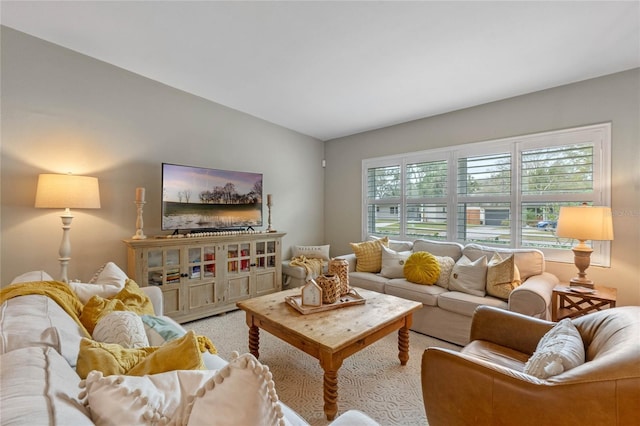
[285,288,366,315]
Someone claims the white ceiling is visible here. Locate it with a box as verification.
[2,1,639,141]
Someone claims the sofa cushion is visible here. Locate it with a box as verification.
[81,352,285,426]
[486,253,522,300]
[462,244,545,280]
[380,246,411,279]
[93,311,150,348]
[524,318,585,379]
[413,239,464,261]
[10,270,54,283]
[437,291,507,317]
[385,278,445,307]
[350,237,389,273]
[404,251,441,285]
[448,255,488,297]
[0,346,93,425]
[349,272,387,293]
[369,235,414,252]
[0,295,86,356]
[291,245,330,260]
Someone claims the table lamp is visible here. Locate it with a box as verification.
[35,173,101,282]
[555,204,613,288]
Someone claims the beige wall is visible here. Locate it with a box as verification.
[1,27,326,284]
[325,69,640,306]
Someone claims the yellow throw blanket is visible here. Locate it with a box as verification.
[290,255,325,280]
[0,280,91,337]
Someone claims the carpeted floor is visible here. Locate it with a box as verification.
[183,309,460,426]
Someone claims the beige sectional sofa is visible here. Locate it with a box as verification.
[337,239,559,346]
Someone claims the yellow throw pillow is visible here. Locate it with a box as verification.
[76,330,215,379]
[404,251,441,285]
[80,279,154,334]
[350,237,389,273]
[486,253,522,300]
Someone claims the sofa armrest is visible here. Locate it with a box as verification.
[334,253,357,272]
[141,286,163,316]
[469,306,554,355]
[509,272,558,320]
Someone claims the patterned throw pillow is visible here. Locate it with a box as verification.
[93,311,149,348]
[486,253,522,300]
[403,251,441,285]
[524,319,585,379]
[350,237,389,273]
[434,256,456,289]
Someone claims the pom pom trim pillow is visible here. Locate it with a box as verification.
[404,251,441,285]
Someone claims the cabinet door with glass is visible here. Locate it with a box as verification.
[253,238,281,296]
[224,241,251,303]
[185,244,219,316]
[144,247,184,317]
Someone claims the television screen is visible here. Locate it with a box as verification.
[162,163,263,231]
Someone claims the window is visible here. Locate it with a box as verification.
[362,123,611,266]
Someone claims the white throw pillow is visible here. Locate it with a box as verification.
[67,262,128,303]
[448,255,488,297]
[291,245,330,260]
[380,246,411,278]
[434,256,456,289]
[80,352,285,426]
[524,318,585,379]
[93,311,149,348]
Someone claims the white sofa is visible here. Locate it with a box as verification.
[0,270,377,426]
[337,239,559,346]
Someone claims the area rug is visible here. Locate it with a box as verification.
[183,309,460,426]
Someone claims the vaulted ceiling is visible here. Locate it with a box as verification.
[2,1,639,140]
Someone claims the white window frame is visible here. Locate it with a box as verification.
[362,123,612,266]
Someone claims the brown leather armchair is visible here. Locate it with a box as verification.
[421,305,640,426]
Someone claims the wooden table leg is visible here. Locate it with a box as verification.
[245,314,260,359]
[320,353,343,421]
[398,325,410,366]
[398,314,412,366]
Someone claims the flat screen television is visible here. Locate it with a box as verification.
[162,163,263,232]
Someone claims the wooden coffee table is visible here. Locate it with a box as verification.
[236,287,422,420]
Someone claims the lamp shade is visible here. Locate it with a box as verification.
[35,174,101,209]
[556,206,613,241]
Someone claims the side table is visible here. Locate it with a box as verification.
[552,284,617,321]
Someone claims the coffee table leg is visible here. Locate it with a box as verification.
[249,324,260,359]
[320,354,343,421]
[398,325,410,366]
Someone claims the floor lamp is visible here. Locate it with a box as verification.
[555,204,613,288]
[35,173,101,283]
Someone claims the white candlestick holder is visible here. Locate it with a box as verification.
[132,200,147,239]
[266,199,275,232]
